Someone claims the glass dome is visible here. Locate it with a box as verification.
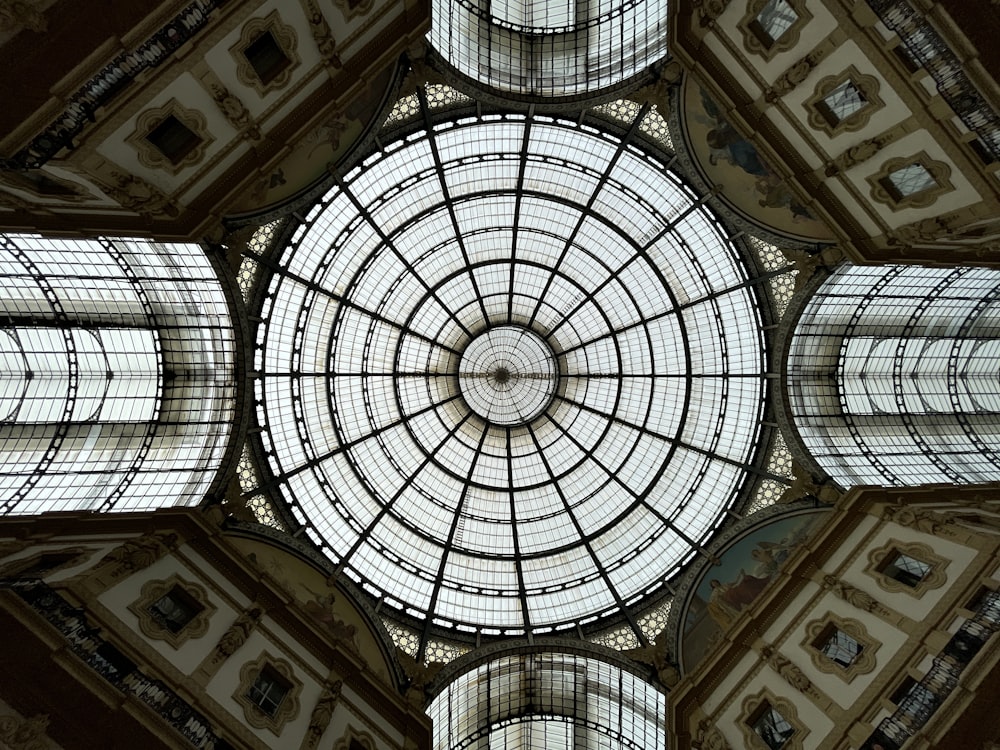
[254,112,768,638]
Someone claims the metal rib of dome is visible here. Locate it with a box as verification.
[255,112,767,637]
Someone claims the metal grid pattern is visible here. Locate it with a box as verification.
[254,110,769,644]
[788,264,1000,487]
[0,234,235,513]
[428,653,666,750]
[429,0,668,97]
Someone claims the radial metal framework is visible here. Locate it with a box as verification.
[251,102,772,647]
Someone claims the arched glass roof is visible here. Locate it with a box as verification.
[429,0,668,98]
[428,651,667,749]
[254,112,768,638]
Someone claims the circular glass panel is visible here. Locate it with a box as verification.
[255,114,767,636]
[459,326,557,425]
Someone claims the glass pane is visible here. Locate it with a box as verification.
[887,163,936,197]
[819,627,862,666]
[821,80,866,123]
[755,0,797,44]
[753,705,795,749]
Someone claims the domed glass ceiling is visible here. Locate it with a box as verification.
[255,111,768,637]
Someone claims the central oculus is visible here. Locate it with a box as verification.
[458,325,558,426]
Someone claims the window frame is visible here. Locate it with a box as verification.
[805,67,884,136]
[738,689,807,750]
[865,539,948,597]
[230,10,300,96]
[126,98,212,175]
[234,652,302,735]
[738,0,812,61]
[804,613,879,682]
[128,573,216,649]
[867,153,954,210]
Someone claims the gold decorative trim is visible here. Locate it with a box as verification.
[125,98,212,175]
[333,726,376,750]
[738,688,807,750]
[0,711,52,750]
[738,0,812,62]
[0,546,90,580]
[803,612,879,682]
[229,10,300,96]
[865,539,948,597]
[127,573,216,649]
[233,651,303,735]
[867,152,954,211]
[333,0,374,22]
[0,169,91,202]
[305,680,342,748]
[805,66,883,136]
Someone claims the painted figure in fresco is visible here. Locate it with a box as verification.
[707,571,770,626]
[697,87,817,223]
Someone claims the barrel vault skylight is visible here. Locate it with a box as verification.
[429,0,669,97]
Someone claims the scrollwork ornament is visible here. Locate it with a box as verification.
[695,720,731,750]
[761,644,813,694]
[825,135,892,176]
[695,0,732,27]
[822,574,889,616]
[104,173,179,219]
[305,681,342,748]
[215,606,263,658]
[304,0,341,65]
[0,713,51,750]
[0,0,46,34]
[883,505,957,538]
[767,52,822,102]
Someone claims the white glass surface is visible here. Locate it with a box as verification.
[429,0,668,97]
[256,116,767,634]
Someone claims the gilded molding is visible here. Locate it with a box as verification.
[737,0,813,62]
[825,134,894,177]
[216,605,264,659]
[867,152,954,211]
[821,574,893,619]
[882,505,960,539]
[66,532,177,594]
[301,0,342,66]
[694,0,733,28]
[125,98,213,175]
[695,720,732,750]
[304,680,342,749]
[0,712,51,750]
[229,10,300,97]
[759,642,815,696]
[0,0,46,34]
[737,687,809,750]
[766,49,825,103]
[333,0,374,22]
[99,172,179,219]
[803,613,879,682]
[805,66,883,137]
[127,573,217,649]
[233,650,303,735]
[865,539,948,598]
[333,726,377,750]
